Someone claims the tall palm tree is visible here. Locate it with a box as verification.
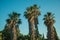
[24,4,40,40]
[33,5,41,40]
[4,12,21,40]
[43,12,57,40]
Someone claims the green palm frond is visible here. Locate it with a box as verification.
[43,12,55,26]
[24,4,41,19]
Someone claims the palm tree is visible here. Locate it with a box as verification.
[43,12,58,40]
[3,12,21,40]
[33,5,41,40]
[24,4,40,40]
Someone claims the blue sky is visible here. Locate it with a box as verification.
[0,0,60,38]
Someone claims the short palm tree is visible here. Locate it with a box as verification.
[24,4,40,40]
[43,12,57,40]
[3,12,21,40]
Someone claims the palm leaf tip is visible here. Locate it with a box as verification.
[6,19,11,24]
[33,4,37,7]
[16,19,21,24]
[43,18,45,20]
[47,12,51,16]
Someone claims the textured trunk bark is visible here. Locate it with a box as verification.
[10,26,13,40]
[29,16,35,40]
[9,20,14,40]
[34,18,39,40]
[29,20,32,40]
[7,21,13,40]
[13,24,17,40]
[35,24,39,40]
[47,25,55,40]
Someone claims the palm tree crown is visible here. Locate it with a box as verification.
[43,12,55,26]
[6,12,21,24]
[24,4,41,20]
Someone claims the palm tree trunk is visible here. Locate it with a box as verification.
[35,24,39,40]
[13,24,17,40]
[29,20,32,40]
[47,25,55,40]
[34,18,39,40]
[29,16,35,40]
[10,26,13,40]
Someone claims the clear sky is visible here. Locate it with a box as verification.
[0,0,60,38]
